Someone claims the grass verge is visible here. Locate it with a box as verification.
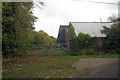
[2,48,119,78]
[73,54,120,58]
[2,55,85,78]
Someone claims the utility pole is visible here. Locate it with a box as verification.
[118,1,120,18]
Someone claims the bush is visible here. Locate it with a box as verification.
[70,32,92,55]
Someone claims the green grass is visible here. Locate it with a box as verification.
[2,55,86,78]
[28,48,69,56]
[47,48,69,56]
[2,48,119,78]
[75,54,120,58]
[94,54,120,58]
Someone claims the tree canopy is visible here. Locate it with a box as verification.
[33,30,56,46]
[2,2,56,57]
[101,18,120,53]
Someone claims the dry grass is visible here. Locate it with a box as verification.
[2,49,85,78]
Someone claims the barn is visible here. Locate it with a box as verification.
[57,25,71,49]
[57,22,113,49]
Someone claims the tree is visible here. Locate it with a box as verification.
[50,36,56,44]
[2,2,36,56]
[33,30,56,46]
[101,18,120,53]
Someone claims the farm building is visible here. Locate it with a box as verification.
[57,22,113,49]
[57,25,71,49]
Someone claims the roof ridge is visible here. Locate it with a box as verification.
[70,22,112,23]
[60,25,69,27]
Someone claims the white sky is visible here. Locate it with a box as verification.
[32,0,119,38]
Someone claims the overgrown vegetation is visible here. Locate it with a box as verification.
[28,48,69,56]
[2,48,119,78]
[2,2,36,56]
[70,24,93,55]
[101,18,120,54]
[2,2,56,57]
[2,2,119,79]
[2,49,86,78]
[69,18,120,56]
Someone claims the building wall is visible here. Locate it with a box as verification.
[57,25,70,49]
[57,22,112,50]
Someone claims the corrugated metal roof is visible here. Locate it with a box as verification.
[70,22,113,37]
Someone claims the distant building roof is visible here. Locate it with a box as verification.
[70,22,113,37]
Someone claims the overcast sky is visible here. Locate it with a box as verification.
[32,0,119,38]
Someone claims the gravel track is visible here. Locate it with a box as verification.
[72,58,119,78]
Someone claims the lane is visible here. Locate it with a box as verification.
[73,58,119,78]
[82,62,118,78]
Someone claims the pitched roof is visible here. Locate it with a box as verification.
[70,22,113,37]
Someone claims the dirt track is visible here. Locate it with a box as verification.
[72,58,119,78]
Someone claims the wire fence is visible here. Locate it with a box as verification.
[28,43,70,56]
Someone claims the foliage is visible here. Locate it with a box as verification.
[50,36,57,44]
[69,18,120,55]
[2,2,56,57]
[33,30,56,46]
[69,24,92,55]
[77,32,91,49]
[101,18,120,53]
[69,23,76,50]
[69,23,76,38]
[2,2,36,56]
